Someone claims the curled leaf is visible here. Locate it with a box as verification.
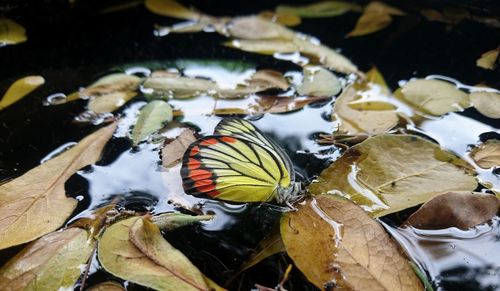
[309,134,478,217]
[281,195,422,290]
[297,66,341,96]
[0,76,45,111]
[276,1,362,18]
[405,191,500,230]
[469,90,500,119]
[132,100,173,145]
[161,128,197,167]
[0,18,27,46]
[476,47,499,70]
[396,79,470,115]
[347,1,405,37]
[0,122,117,250]
[470,140,500,169]
[0,227,94,290]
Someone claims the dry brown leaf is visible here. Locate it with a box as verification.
[0,122,117,250]
[347,1,405,37]
[405,191,500,230]
[248,69,289,91]
[227,16,296,40]
[476,48,499,70]
[161,128,197,167]
[469,90,500,119]
[470,140,500,169]
[281,195,423,290]
[0,76,45,111]
[0,227,94,290]
[309,134,478,217]
[0,18,27,46]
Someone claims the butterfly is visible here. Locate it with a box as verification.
[181,118,301,205]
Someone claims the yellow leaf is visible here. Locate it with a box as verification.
[145,0,202,20]
[281,195,423,290]
[469,90,500,119]
[476,48,499,70]
[0,18,27,46]
[276,1,362,18]
[0,76,45,111]
[470,140,500,169]
[0,122,117,250]
[347,1,405,37]
[0,227,94,290]
[98,216,209,291]
[258,10,302,27]
[309,134,478,217]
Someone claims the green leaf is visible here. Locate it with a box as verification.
[276,1,362,18]
[132,100,173,145]
[281,195,423,290]
[0,227,94,290]
[152,212,214,231]
[0,18,27,46]
[309,134,478,217]
[297,66,341,96]
[0,76,45,111]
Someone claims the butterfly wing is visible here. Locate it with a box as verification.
[214,118,296,181]
[181,135,291,202]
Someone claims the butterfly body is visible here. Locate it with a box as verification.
[181,118,301,204]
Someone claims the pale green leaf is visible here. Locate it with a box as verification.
[132,100,173,145]
[297,66,341,96]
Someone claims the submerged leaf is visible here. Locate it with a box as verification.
[88,281,125,291]
[145,0,202,20]
[476,47,499,70]
[0,76,45,111]
[396,79,470,115]
[161,128,197,167]
[297,66,341,96]
[309,134,477,217]
[470,140,500,169]
[0,123,117,250]
[469,90,500,119]
[132,100,173,145]
[347,1,405,37]
[239,228,285,272]
[98,216,208,291]
[0,227,94,290]
[276,1,362,18]
[405,191,500,230]
[281,195,422,290]
[0,18,27,46]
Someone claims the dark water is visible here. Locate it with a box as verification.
[0,0,499,290]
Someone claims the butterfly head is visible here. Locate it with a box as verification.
[276,181,302,205]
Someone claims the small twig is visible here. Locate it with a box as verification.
[80,243,97,291]
[277,264,293,290]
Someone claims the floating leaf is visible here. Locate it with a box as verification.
[0,122,116,250]
[470,140,500,169]
[297,66,341,96]
[0,18,27,46]
[0,76,45,111]
[281,195,422,290]
[132,100,173,145]
[98,216,208,291]
[309,134,478,217]
[405,191,500,230]
[145,0,202,20]
[227,16,295,40]
[161,128,197,167]
[152,212,214,231]
[88,281,125,291]
[258,10,302,27]
[276,1,362,18]
[396,79,470,115]
[88,91,138,113]
[469,90,500,119]
[248,69,289,91]
[239,228,285,272]
[0,227,94,290]
[476,47,499,70]
[347,1,405,37]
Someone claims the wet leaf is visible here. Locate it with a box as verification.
[145,0,202,20]
[0,122,117,250]
[405,191,499,230]
[0,76,45,111]
[396,79,470,116]
[347,1,405,37]
[281,195,422,290]
[309,134,478,217]
[161,128,197,167]
[248,69,289,91]
[88,91,138,113]
[203,276,227,291]
[151,212,214,231]
[469,90,500,119]
[297,66,341,96]
[276,1,362,18]
[239,228,285,272]
[470,140,500,169]
[258,10,302,27]
[0,227,94,290]
[227,16,295,40]
[476,48,499,70]
[98,216,209,291]
[132,100,173,145]
[88,281,125,291]
[0,18,27,46]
